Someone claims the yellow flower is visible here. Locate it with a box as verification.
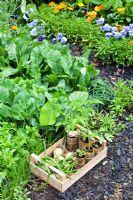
[78,2,85,7]
[59,3,67,9]
[91,11,97,18]
[117,7,125,13]
[48,2,55,6]
[86,11,97,19]
[11,25,18,31]
[94,4,104,12]
[67,6,74,11]
[87,16,93,23]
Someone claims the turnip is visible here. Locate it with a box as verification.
[53,148,63,158]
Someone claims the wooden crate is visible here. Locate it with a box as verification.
[30,138,107,192]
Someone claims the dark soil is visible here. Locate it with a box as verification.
[28,121,133,200]
[97,65,133,81]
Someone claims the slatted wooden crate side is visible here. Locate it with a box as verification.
[30,138,108,192]
[30,162,63,191]
[61,146,107,192]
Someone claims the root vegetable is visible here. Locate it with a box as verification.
[53,148,63,158]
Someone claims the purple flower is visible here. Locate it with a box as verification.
[28,20,38,28]
[33,20,38,26]
[51,38,57,45]
[28,22,34,28]
[84,8,88,15]
[38,35,44,41]
[114,32,121,39]
[30,28,37,36]
[61,37,67,44]
[123,26,130,33]
[110,27,117,32]
[105,32,112,38]
[96,18,105,25]
[120,30,127,38]
[102,24,111,32]
[56,33,63,41]
[129,30,133,37]
[129,24,133,30]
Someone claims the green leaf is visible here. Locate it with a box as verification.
[126,17,131,22]
[0,67,19,78]
[0,172,6,185]
[40,99,61,126]
[90,0,103,5]
[0,86,9,103]
[69,91,88,105]
[21,0,26,13]
[7,43,17,61]
[30,45,44,65]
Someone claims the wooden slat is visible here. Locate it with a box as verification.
[30,162,62,191]
[61,147,107,192]
[30,153,66,182]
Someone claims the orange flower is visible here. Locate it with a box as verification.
[54,5,60,10]
[94,4,104,12]
[99,4,104,10]
[116,24,122,31]
[87,16,93,23]
[48,1,55,6]
[54,3,67,10]
[11,25,18,31]
[117,7,125,13]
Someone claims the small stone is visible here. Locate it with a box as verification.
[116,149,121,156]
[102,161,108,165]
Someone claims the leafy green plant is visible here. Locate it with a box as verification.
[0,122,44,199]
[89,78,114,106]
[76,148,86,157]
[13,186,30,200]
[126,114,133,123]
[39,154,77,175]
[110,80,133,115]
[40,91,102,131]
[95,38,133,66]
[0,78,46,125]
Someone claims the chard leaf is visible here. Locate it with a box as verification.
[40,99,61,126]
[69,91,88,105]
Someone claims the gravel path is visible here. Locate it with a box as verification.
[29,121,133,200]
